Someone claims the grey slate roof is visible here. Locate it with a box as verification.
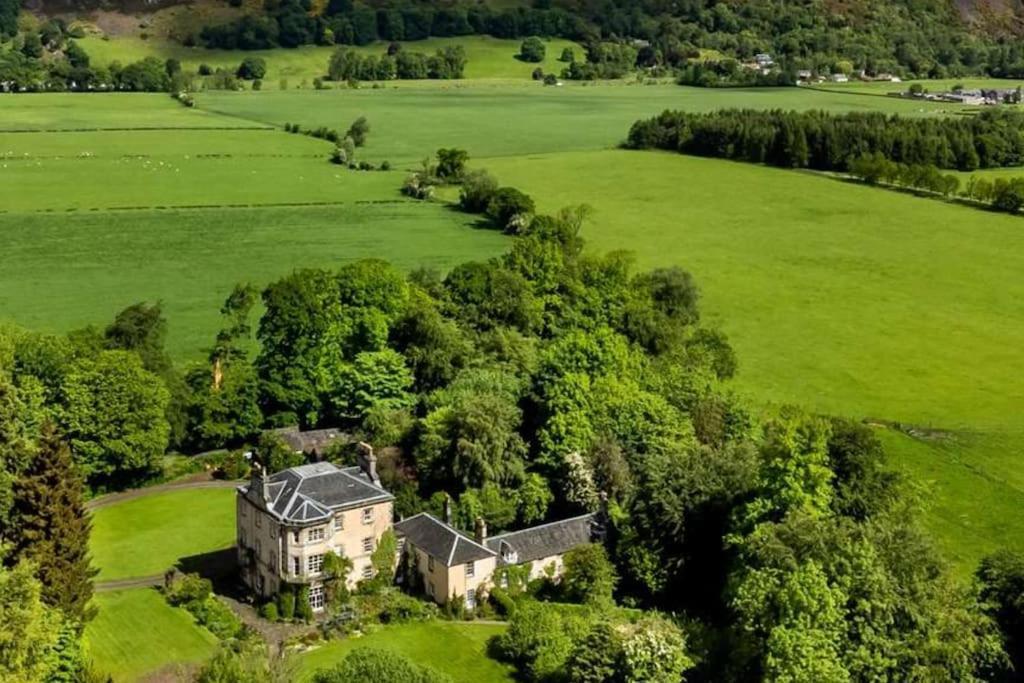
[394,513,496,567]
[486,513,598,565]
[240,462,392,525]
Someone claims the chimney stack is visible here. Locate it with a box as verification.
[474,517,487,544]
[357,441,380,486]
[443,493,452,525]
[251,463,270,503]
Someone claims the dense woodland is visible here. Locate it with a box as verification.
[3,177,1024,678]
[8,0,1024,91]
[193,0,1024,78]
[626,108,1024,171]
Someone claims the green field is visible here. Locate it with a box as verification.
[483,149,1024,569]
[0,83,949,358]
[197,84,952,166]
[0,95,509,356]
[0,92,256,130]
[2,82,1019,572]
[84,588,219,682]
[295,621,513,682]
[0,203,506,357]
[90,488,236,580]
[78,35,584,87]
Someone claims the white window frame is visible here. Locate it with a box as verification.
[466,588,476,609]
[361,564,374,579]
[308,527,325,543]
[307,554,324,574]
[361,507,374,525]
[309,585,325,611]
[291,556,301,576]
[465,561,475,578]
[362,536,373,554]
[333,514,344,534]
[428,555,435,572]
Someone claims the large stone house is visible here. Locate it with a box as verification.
[236,446,393,612]
[237,447,602,612]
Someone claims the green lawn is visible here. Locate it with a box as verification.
[483,149,1024,569]
[197,84,953,166]
[295,621,513,682]
[84,588,219,682]
[78,35,583,87]
[90,488,236,580]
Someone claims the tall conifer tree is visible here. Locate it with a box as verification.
[10,422,97,627]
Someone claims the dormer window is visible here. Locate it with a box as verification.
[500,541,518,564]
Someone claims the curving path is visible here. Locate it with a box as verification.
[95,574,166,592]
[86,479,241,511]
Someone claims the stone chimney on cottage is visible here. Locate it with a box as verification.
[357,441,381,487]
[443,493,453,525]
[474,517,487,544]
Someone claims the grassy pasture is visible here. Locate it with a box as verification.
[0,102,508,355]
[483,149,1024,568]
[84,588,219,682]
[0,92,255,130]
[197,84,953,166]
[0,131,403,211]
[294,621,513,682]
[78,35,583,86]
[90,487,236,580]
[0,203,506,357]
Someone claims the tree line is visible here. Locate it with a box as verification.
[186,0,1024,80]
[626,107,1024,172]
[327,44,466,82]
[849,151,1024,215]
[199,0,584,51]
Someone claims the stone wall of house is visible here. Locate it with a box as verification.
[237,492,393,604]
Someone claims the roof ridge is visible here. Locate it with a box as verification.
[337,466,389,494]
[404,513,496,556]
[486,512,596,542]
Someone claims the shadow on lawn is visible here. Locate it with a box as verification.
[176,547,244,598]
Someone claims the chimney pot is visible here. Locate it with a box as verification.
[357,441,380,486]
